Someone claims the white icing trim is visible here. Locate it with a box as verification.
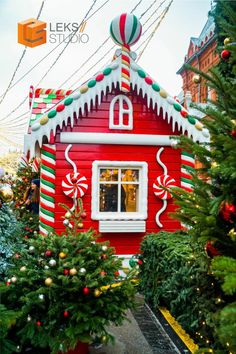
[65,144,77,174]
[60,132,173,145]
[91,160,148,221]
[156,147,167,174]
[155,199,167,228]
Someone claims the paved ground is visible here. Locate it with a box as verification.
[89,296,182,354]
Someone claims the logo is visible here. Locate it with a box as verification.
[18,18,46,48]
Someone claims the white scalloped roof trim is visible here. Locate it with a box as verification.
[130,62,209,144]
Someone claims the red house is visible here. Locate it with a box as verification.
[24,14,209,260]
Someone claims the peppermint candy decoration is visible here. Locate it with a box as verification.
[153,174,176,200]
[62,172,88,198]
[110,13,142,47]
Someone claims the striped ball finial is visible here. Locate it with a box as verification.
[110,13,142,92]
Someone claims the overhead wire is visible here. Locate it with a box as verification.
[0,0,47,105]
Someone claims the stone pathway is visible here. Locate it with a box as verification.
[89,297,185,354]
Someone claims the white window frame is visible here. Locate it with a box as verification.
[91,161,148,221]
[109,95,133,130]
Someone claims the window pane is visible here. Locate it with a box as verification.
[121,169,139,182]
[123,184,139,212]
[100,184,118,212]
[99,169,118,182]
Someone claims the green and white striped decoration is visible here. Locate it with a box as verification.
[181,151,195,192]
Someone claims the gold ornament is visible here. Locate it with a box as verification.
[228,228,236,241]
[192,75,201,84]
[78,222,83,228]
[20,266,26,272]
[94,289,101,297]
[65,211,72,219]
[45,277,53,286]
[0,184,13,202]
[69,268,77,275]
[211,162,218,168]
[11,276,17,283]
[59,252,67,259]
[101,335,107,343]
[224,37,231,46]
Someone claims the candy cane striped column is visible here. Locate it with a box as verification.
[39,144,56,236]
[181,152,195,192]
[121,44,131,92]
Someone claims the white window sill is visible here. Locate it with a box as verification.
[99,220,146,233]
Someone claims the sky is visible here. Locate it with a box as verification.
[0,0,212,155]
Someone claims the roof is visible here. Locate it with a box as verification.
[24,54,210,159]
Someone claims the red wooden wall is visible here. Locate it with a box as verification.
[53,88,182,254]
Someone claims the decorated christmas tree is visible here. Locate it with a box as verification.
[0,199,137,354]
[170,0,236,351]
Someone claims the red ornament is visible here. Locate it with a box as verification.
[205,241,220,258]
[137,259,143,265]
[100,271,106,276]
[81,211,87,219]
[36,321,41,326]
[71,176,78,184]
[83,287,90,295]
[5,281,11,286]
[221,49,231,60]
[45,250,52,257]
[101,254,107,260]
[220,201,236,222]
[63,269,69,275]
[114,271,119,277]
[231,130,236,138]
[63,311,70,318]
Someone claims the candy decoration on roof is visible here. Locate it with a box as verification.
[29,85,34,108]
[39,145,56,236]
[153,174,176,200]
[154,148,176,228]
[110,13,142,92]
[62,172,88,199]
[181,152,195,192]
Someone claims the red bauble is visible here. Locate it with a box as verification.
[36,321,41,326]
[137,259,143,265]
[100,271,106,276]
[205,241,220,258]
[83,287,90,295]
[114,271,119,277]
[231,130,236,138]
[63,311,70,318]
[45,250,52,257]
[63,269,69,275]
[221,49,231,60]
[81,211,87,219]
[220,201,236,222]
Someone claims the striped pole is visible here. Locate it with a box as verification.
[121,44,131,92]
[181,152,195,192]
[39,144,56,236]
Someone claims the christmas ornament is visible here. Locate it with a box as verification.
[78,222,83,228]
[44,265,49,270]
[38,294,45,300]
[27,315,32,322]
[20,266,26,272]
[94,289,101,297]
[101,335,107,343]
[49,259,56,267]
[221,49,231,60]
[79,268,86,274]
[192,75,201,84]
[59,252,67,259]
[100,271,106,276]
[101,254,107,260]
[36,321,41,326]
[228,228,236,241]
[62,172,88,198]
[6,280,11,286]
[81,211,87,218]
[29,246,35,253]
[114,271,119,277]
[45,250,53,257]
[11,276,17,283]
[65,211,72,219]
[102,245,108,252]
[45,277,53,286]
[231,129,236,138]
[83,287,90,295]
[205,241,220,258]
[63,311,70,318]
[63,219,69,226]
[0,184,13,202]
[129,258,137,268]
[220,201,236,222]
[137,259,143,265]
[69,268,77,275]
[224,37,231,45]
[153,174,177,200]
[63,269,69,275]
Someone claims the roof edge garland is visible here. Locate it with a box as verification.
[24,55,209,159]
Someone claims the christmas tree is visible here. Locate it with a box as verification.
[0,200,137,354]
[170,0,236,351]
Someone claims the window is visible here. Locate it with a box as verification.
[91,161,148,221]
[109,95,133,130]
